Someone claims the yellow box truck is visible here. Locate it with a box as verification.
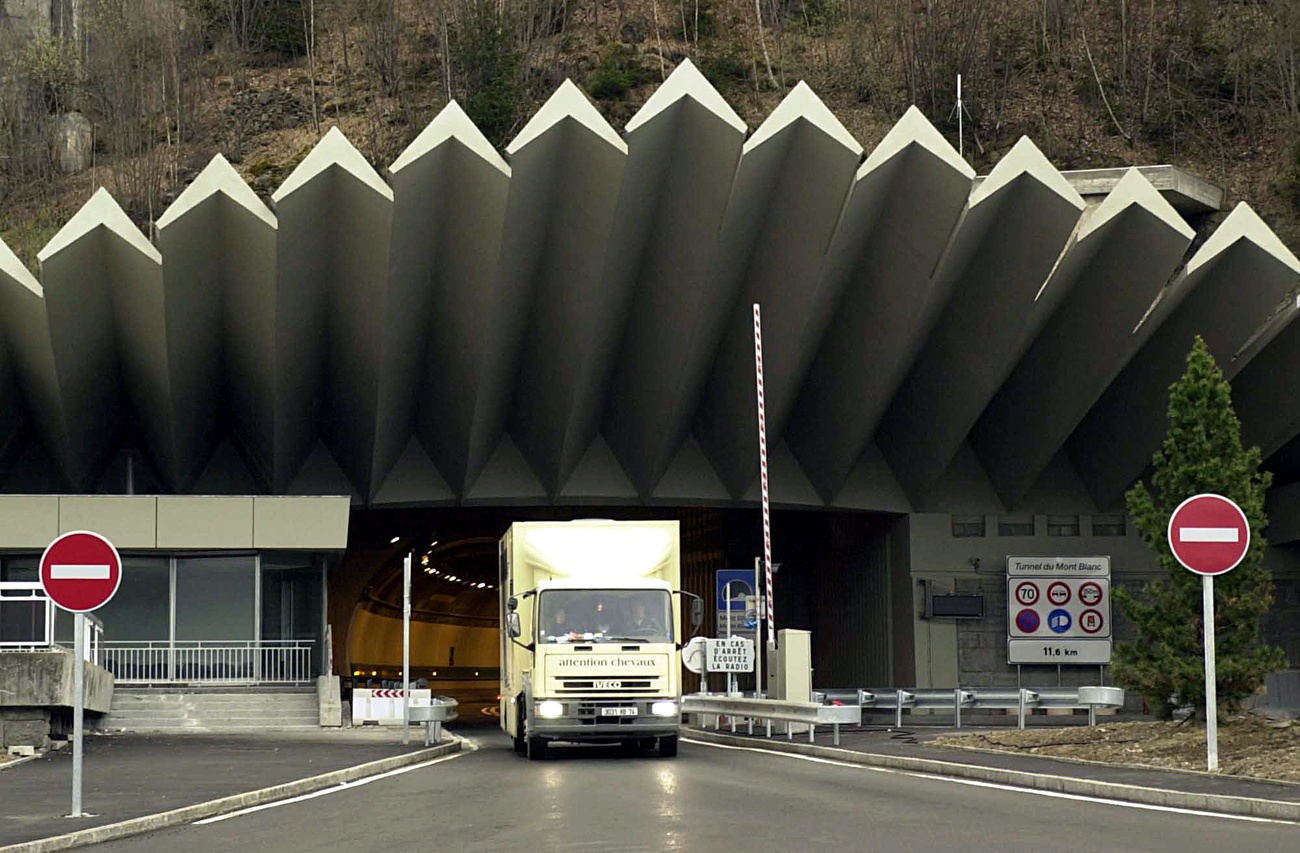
[499,519,701,759]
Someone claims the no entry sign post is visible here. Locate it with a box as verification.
[1167,493,1250,773]
[39,531,122,818]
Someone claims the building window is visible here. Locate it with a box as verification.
[1092,514,1127,536]
[952,515,985,537]
[998,514,1035,536]
[1047,515,1080,537]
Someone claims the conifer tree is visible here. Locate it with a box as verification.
[1112,337,1286,719]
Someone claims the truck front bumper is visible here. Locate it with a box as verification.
[531,699,681,742]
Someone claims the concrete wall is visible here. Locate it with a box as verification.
[0,651,115,748]
[0,494,350,549]
[901,508,1300,695]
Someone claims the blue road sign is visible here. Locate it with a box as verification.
[1047,609,1072,634]
[716,570,754,609]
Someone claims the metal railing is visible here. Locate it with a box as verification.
[102,640,315,685]
[0,582,103,663]
[814,686,1126,729]
[681,693,862,745]
[409,696,459,745]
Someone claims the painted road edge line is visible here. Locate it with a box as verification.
[0,738,464,853]
[683,728,1300,823]
[193,736,478,824]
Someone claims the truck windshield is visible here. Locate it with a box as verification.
[538,589,673,644]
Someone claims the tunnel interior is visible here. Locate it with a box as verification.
[334,506,901,708]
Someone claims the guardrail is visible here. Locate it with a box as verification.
[814,686,1125,728]
[102,640,314,685]
[0,583,103,663]
[409,696,459,745]
[681,694,862,745]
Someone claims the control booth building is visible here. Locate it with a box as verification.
[0,61,1298,710]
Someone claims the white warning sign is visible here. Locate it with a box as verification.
[706,636,755,673]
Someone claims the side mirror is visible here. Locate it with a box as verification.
[507,596,518,612]
[691,597,704,629]
[507,612,522,638]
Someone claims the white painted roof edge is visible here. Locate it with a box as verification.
[1077,167,1195,242]
[390,99,511,176]
[969,136,1085,210]
[1186,201,1300,276]
[157,153,277,230]
[742,81,863,156]
[858,105,973,180]
[625,58,746,135]
[272,126,394,202]
[0,235,42,297]
[38,187,162,265]
[507,79,628,156]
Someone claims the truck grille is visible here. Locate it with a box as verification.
[556,677,661,694]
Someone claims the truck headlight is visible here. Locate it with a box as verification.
[537,700,564,718]
[651,701,678,717]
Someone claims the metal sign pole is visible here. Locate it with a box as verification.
[724,581,735,696]
[753,557,763,698]
[72,611,84,817]
[402,552,411,746]
[1203,575,1218,772]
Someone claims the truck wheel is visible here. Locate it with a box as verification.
[512,703,526,754]
[527,736,548,760]
[658,734,678,757]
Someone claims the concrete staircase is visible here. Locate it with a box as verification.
[102,687,319,732]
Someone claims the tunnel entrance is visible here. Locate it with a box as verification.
[334,506,902,715]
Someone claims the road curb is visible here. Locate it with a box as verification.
[933,740,1300,791]
[684,728,1300,822]
[0,738,462,853]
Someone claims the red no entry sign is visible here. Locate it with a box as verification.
[1167,493,1249,576]
[39,531,122,612]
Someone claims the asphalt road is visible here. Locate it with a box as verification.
[88,720,1298,852]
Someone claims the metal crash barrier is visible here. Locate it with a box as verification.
[408,696,459,745]
[814,686,1125,729]
[681,694,861,745]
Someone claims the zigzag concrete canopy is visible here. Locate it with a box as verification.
[0,67,1295,513]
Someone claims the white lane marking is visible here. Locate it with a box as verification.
[49,564,111,580]
[681,738,1297,825]
[194,737,478,825]
[1180,527,1239,543]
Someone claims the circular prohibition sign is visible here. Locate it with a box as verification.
[1046,581,1072,606]
[1078,609,1105,635]
[1014,581,1040,607]
[1079,581,1104,607]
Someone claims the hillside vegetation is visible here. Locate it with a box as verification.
[4,0,1300,269]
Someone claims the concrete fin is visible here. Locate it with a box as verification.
[285,440,363,502]
[914,442,1005,513]
[465,433,548,500]
[1186,201,1300,276]
[0,235,41,296]
[507,79,627,155]
[39,187,162,265]
[969,136,1084,210]
[158,153,277,230]
[743,81,862,156]
[1015,451,1098,513]
[190,437,264,495]
[650,433,730,501]
[859,105,973,179]
[830,442,912,512]
[273,126,394,202]
[626,58,746,135]
[1077,167,1194,242]
[390,99,510,176]
[372,436,457,505]
[557,434,639,499]
[739,440,824,506]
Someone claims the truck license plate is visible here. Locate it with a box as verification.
[593,681,622,690]
[599,706,637,717]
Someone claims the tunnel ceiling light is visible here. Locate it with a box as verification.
[477,582,486,588]
[389,536,400,544]
[421,555,429,565]
[429,540,438,548]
